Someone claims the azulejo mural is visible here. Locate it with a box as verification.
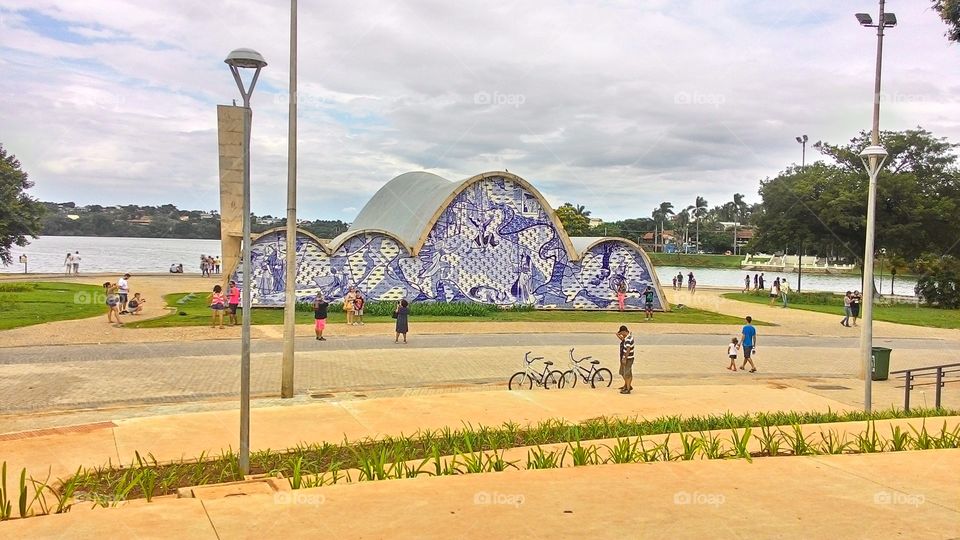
[235,171,667,310]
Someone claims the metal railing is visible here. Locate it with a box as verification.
[890,362,960,411]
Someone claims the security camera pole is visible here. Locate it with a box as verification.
[855,0,896,413]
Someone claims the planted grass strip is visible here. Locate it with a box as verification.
[1,409,957,521]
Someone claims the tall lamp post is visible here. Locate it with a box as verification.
[281,0,298,399]
[795,134,808,167]
[855,1,896,414]
[225,47,267,475]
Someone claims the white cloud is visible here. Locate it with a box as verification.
[0,0,958,223]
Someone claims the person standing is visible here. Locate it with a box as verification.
[64,253,74,275]
[759,273,765,291]
[643,286,655,321]
[690,276,697,294]
[104,282,122,325]
[313,294,329,341]
[72,251,81,274]
[739,316,757,372]
[227,280,241,326]
[743,274,750,293]
[616,325,635,394]
[616,281,626,311]
[344,287,357,326]
[672,275,678,290]
[780,277,790,308]
[768,277,779,305]
[117,273,131,314]
[676,272,684,290]
[841,291,852,327]
[394,299,409,343]
[687,272,694,291]
[850,291,862,327]
[200,255,208,277]
[354,290,366,325]
[753,273,759,291]
[727,337,740,371]
[214,256,221,274]
[208,285,226,329]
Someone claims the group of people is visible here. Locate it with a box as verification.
[310,287,410,343]
[742,273,791,308]
[103,273,146,325]
[208,281,241,328]
[62,251,82,274]
[169,263,184,273]
[615,282,657,321]
[200,255,221,277]
[671,271,697,292]
[841,290,863,327]
[615,314,760,395]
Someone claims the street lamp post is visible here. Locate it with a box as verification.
[225,47,267,475]
[855,0,895,414]
[281,0,298,399]
[795,134,808,167]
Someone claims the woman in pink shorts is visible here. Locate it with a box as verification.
[313,294,329,341]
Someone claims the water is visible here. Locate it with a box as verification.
[3,236,918,296]
[2,236,221,274]
[656,266,918,297]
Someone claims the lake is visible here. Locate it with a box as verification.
[3,236,918,296]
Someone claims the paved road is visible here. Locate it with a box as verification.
[2,331,958,416]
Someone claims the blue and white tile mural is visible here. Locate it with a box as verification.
[236,174,666,310]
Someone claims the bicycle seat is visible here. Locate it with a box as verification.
[590,360,600,365]
[544,361,553,365]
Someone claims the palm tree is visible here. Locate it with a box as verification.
[651,202,674,252]
[574,205,591,218]
[674,209,691,252]
[690,196,708,253]
[730,193,748,255]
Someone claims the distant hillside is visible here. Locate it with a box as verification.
[39,202,349,239]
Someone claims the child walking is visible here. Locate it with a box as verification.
[727,337,739,371]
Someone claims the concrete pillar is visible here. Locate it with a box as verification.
[218,105,246,282]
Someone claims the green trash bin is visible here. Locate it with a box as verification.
[872,347,892,381]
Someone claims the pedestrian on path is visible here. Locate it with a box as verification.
[643,286,655,320]
[739,316,757,372]
[314,294,329,341]
[753,273,759,290]
[117,273,131,314]
[672,275,678,290]
[616,325,634,394]
[727,337,740,371]
[103,282,122,325]
[676,272,684,290]
[394,299,409,343]
[616,281,627,311]
[209,285,226,329]
[687,272,694,291]
[841,291,852,327]
[353,290,366,325]
[768,278,779,305]
[759,273,765,290]
[850,291,861,327]
[743,274,750,293]
[64,252,74,275]
[72,251,81,274]
[780,277,790,308]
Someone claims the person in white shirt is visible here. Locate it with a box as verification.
[72,251,81,274]
[780,277,791,308]
[63,253,74,274]
[117,273,131,313]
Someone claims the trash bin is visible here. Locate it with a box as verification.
[871,347,892,381]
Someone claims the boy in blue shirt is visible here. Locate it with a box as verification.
[739,316,757,372]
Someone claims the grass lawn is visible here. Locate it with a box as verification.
[0,282,108,330]
[723,292,960,329]
[128,292,754,328]
[647,253,742,269]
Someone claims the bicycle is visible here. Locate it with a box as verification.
[508,352,563,390]
[559,348,613,388]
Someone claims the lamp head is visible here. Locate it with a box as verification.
[882,13,897,27]
[796,136,802,144]
[225,48,267,69]
[855,13,873,26]
[859,145,888,160]
[859,145,889,176]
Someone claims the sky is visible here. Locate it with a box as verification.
[1,0,958,223]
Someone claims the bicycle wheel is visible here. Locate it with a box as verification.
[560,370,578,389]
[543,370,562,389]
[509,372,532,390]
[591,368,614,388]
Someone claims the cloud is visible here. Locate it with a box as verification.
[1,0,959,223]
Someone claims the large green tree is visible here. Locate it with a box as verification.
[555,203,590,236]
[753,128,960,262]
[0,144,45,265]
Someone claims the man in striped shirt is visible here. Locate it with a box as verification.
[617,325,635,394]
